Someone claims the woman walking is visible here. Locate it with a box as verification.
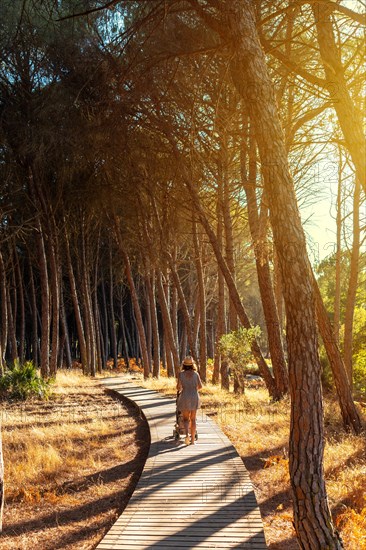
[177,356,203,445]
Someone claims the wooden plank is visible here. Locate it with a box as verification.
[96,377,267,549]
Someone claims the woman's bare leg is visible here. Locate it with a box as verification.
[190,410,197,443]
[182,411,190,442]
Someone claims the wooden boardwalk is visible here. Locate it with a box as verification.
[96,376,267,550]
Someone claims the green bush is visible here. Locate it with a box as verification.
[319,345,334,391]
[353,349,366,399]
[219,326,261,372]
[0,360,52,400]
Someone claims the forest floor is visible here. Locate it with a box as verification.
[0,370,150,550]
[1,367,365,550]
[139,371,366,550]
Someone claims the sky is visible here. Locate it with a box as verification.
[303,197,338,265]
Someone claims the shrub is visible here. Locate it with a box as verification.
[219,326,261,373]
[0,360,52,400]
[353,349,366,399]
[319,345,334,391]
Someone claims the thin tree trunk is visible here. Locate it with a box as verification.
[98,305,107,370]
[14,244,25,364]
[222,161,237,333]
[100,278,109,367]
[193,218,207,381]
[146,269,160,377]
[313,273,362,434]
[169,261,197,364]
[343,178,361,390]
[81,222,96,376]
[144,280,152,369]
[36,220,49,377]
[93,236,102,373]
[333,148,342,343]
[213,178,226,386]
[157,271,179,376]
[312,3,366,195]
[48,233,60,376]
[192,292,200,359]
[65,229,87,372]
[60,282,72,370]
[109,245,118,369]
[0,251,8,372]
[28,258,38,367]
[6,275,17,362]
[171,277,179,355]
[242,127,288,396]
[114,219,150,378]
[119,296,130,371]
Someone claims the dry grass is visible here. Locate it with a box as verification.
[0,369,149,550]
[3,365,363,549]
[139,373,366,549]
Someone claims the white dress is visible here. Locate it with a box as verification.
[177,371,201,410]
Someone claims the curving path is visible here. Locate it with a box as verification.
[96,376,267,549]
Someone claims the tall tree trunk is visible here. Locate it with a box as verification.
[114,219,150,378]
[312,3,366,195]
[169,261,197,364]
[35,219,49,377]
[343,178,361,391]
[28,257,38,367]
[146,269,160,377]
[221,159,243,394]
[119,296,130,371]
[81,224,96,376]
[109,245,118,369]
[171,277,179,355]
[192,291,200,359]
[222,160,237,333]
[162,270,175,377]
[313,273,362,434]
[221,2,343,546]
[242,126,288,396]
[213,184,226,386]
[60,282,72,370]
[193,218,207,381]
[157,271,179,376]
[65,229,87,372]
[6,283,17,362]
[333,148,342,343]
[93,236,103,373]
[14,244,25,364]
[48,233,60,376]
[144,280,152,369]
[0,251,8,372]
[100,278,109,367]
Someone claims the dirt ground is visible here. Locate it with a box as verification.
[1,372,364,549]
[0,375,150,550]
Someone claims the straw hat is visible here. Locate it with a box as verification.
[182,356,194,366]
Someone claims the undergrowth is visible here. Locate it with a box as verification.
[137,371,366,549]
[0,360,52,400]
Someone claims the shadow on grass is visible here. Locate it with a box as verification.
[2,389,150,549]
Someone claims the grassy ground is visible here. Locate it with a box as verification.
[138,373,366,550]
[0,370,150,550]
[1,366,365,549]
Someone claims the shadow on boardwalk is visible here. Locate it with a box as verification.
[97,377,268,550]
